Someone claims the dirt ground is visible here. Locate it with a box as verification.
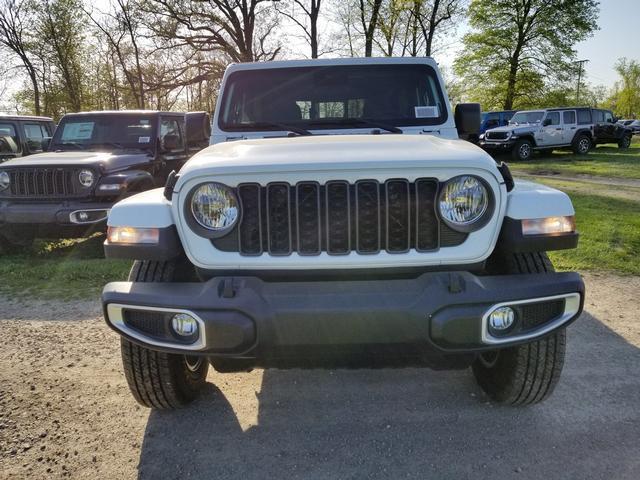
[1,272,639,480]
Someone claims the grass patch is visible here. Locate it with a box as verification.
[0,235,131,300]
[546,191,640,275]
[508,139,640,179]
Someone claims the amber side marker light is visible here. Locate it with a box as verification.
[107,226,160,244]
[521,216,576,236]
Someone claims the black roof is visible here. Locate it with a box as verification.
[60,110,185,118]
[546,106,591,112]
[0,114,54,122]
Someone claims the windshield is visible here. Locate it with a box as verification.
[509,111,544,125]
[219,64,447,131]
[50,114,157,151]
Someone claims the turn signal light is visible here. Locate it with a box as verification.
[107,226,159,244]
[522,216,575,236]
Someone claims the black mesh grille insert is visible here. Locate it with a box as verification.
[519,299,566,331]
[124,310,168,337]
[8,168,79,197]
[212,179,470,255]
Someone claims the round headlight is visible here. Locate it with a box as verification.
[438,175,490,230]
[0,171,10,191]
[78,169,94,187]
[190,182,239,233]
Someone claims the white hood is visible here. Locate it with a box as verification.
[176,134,498,189]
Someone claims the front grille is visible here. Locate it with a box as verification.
[212,179,468,256]
[519,299,566,331]
[485,131,509,140]
[8,168,81,197]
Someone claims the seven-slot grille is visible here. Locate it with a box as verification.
[485,131,509,140]
[211,179,468,256]
[7,168,80,197]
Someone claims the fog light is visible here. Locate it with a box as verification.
[488,306,515,332]
[171,313,199,337]
[78,212,89,221]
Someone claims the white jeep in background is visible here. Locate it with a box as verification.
[101,58,584,409]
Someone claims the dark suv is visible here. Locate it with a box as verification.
[0,110,209,250]
[0,115,56,162]
[591,108,633,148]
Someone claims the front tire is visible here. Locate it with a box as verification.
[511,139,533,161]
[472,252,567,405]
[618,134,631,149]
[120,260,209,409]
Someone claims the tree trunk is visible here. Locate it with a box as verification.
[362,0,383,57]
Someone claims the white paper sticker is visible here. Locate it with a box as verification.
[138,136,151,143]
[414,106,439,118]
[61,122,94,140]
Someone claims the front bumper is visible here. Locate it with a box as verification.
[479,140,516,152]
[102,271,584,368]
[0,200,112,229]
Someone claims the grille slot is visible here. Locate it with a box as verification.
[486,131,509,140]
[213,179,470,256]
[8,168,78,197]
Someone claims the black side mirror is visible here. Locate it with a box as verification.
[161,134,180,151]
[0,135,19,154]
[542,118,552,127]
[41,137,51,151]
[454,103,481,137]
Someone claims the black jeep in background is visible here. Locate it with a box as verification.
[0,110,210,251]
[0,115,56,162]
[591,108,634,148]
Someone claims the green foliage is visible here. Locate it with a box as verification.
[607,58,640,118]
[454,0,599,110]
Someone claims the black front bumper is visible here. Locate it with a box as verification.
[0,200,113,236]
[102,271,585,369]
[479,140,516,152]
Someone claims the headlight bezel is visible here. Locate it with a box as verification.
[438,175,494,233]
[185,182,241,238]
[0,170,10,191]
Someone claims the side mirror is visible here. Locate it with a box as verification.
[161,134,180,151]
[0,135,19,154]
[542,118,552,127]
[454,103,481,137]
[608,117,615,123]
[41,137,51,151]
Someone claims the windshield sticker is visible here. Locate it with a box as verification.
[415,106,439,118]
[61,122,94,140]
[139,119,150,125]
[138,136,151,143]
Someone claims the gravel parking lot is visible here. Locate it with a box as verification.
[1,272,639,480]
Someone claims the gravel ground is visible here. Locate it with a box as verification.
[1,272,639,479]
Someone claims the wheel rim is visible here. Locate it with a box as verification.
[579,138,590,153]
[622,137,630,148]
[479,350,500,368]
[184,356,203,373]
[519,143,531,159]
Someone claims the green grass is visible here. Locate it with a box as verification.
[547,190,640,275]
[508,139,640,179]
[0,235,130,300]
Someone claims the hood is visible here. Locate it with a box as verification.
[486,124,537,135]
[178,134,497,184]
[0,151,153,172]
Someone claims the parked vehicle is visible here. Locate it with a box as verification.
[591,108,634,148]
[102,57,584,410]
[618,119,640,134]
[0,114,55,162]
[480,110,516,134]
[0,110,209,251]
[480,107,594,160]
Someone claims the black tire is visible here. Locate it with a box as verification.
[572,134,591,155]
[120,260,209,409]
[618,134,631,149]
[472,252,566,405]
[511,139,533,161]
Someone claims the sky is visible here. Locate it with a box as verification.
[435,0,639,88]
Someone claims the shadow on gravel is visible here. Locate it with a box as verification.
[137,311,640,480]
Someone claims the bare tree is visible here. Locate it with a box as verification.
[276,0,322,58]
[0,0,41,114]
[358,0,383,57]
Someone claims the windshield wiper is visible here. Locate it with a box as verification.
[244,122,313,136]
[54,142,85,150]
[309,118,403,134]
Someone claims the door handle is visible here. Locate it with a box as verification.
[555,128,562,130]
[570,127,576,129]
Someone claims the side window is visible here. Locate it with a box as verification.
[593,110,605,123]
[0,123,20,154]
[546,112,560,126]
[23,123,47,152]
[562,111,576,125]
[603,111,613,123]
[160,118,185,151]
[577,109,591,124]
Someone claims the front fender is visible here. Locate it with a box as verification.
[107,188,174,228]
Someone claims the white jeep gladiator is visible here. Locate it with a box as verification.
[101,58,584,409]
